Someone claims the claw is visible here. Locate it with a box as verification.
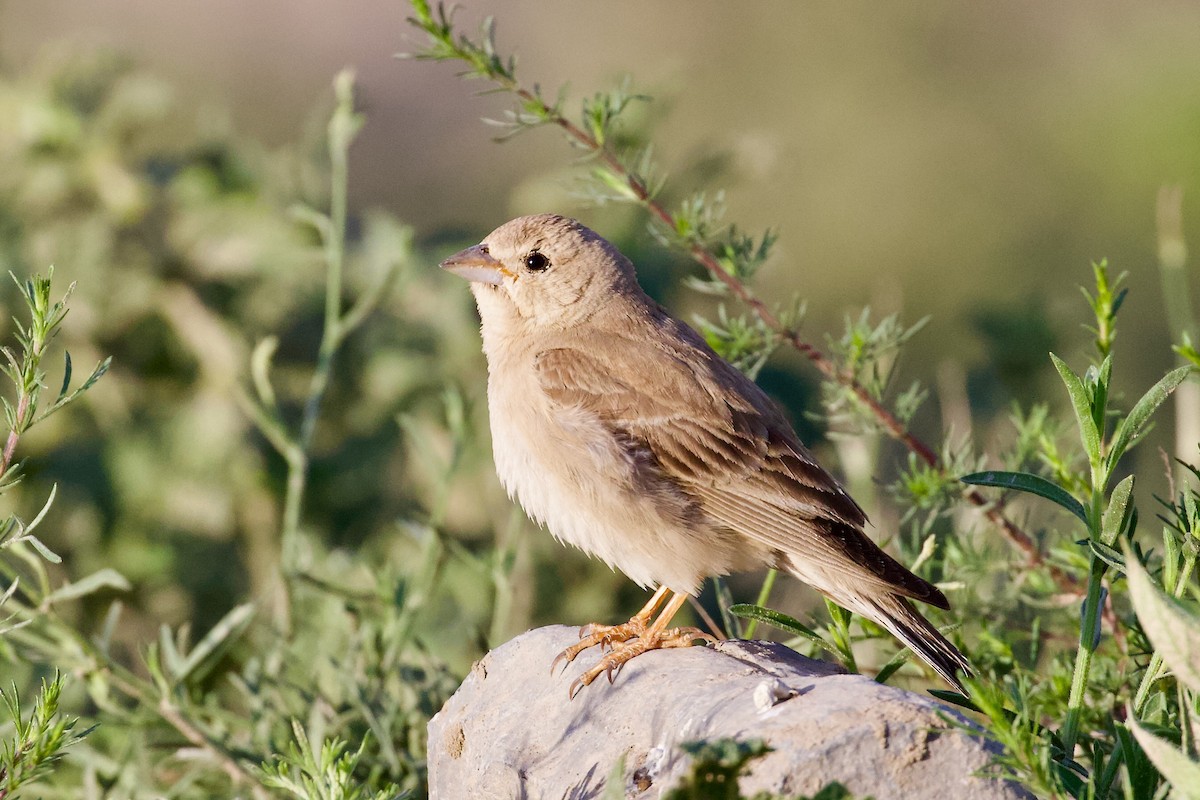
[554,590,701,698]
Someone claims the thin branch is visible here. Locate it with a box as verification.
[0,395,30,478]
[687,597,727,642]
[157,697,268,799]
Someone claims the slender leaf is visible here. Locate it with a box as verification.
[56,350,72,405]
[1108,366,1192,471]
[23,484,57,537]
[35,357,111,423]
[929,688,976,711]
[874,646,914,686]
[250,336,280,409]
[1101,475,1134,546]
[158,624,183,679]
[44,568,131,605]
[1114,722,1159,800]
[1051,353,1101,466]
[1090,355,1112,439]
[1089,540,1126,573]
[961,470,1088,525]
[96,601,122,658]
[171,603,255,684]
[1128,717,1200,800]
[9,533,62,564]
[1125,549,1200,693]
[0,579,16,608]
[728,604,839,657]
[1163,526,1182,594]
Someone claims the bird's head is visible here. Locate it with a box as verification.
[440,214,641,328]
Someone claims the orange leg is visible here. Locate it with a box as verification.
[554,589,715,698]
[550,586,670,675]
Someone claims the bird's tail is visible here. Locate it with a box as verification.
[855,593,972,691]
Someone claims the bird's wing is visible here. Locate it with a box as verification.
[533,333,944,606]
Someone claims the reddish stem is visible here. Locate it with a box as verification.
[1,393,31,478]
[515,87,1082,593]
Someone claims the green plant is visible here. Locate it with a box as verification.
[0,270,109,794]
[405,6,1200,798]
[0,673,89,798]
[0,61,476,798]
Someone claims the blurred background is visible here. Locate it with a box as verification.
[7,1,1200,337]
[0,0,1198,754]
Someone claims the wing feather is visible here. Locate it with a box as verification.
[532,331,940,605]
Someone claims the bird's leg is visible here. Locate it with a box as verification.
[566,591,716,698]
[551,586,670,675]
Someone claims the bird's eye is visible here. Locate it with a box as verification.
[478,244,489,254]
[523,251,550,272]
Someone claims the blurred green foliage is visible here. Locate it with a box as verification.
[0,4,1196,796]
[0,48,527,797]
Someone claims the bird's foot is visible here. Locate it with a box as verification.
[566,626,715,699]
[550,618,648,676]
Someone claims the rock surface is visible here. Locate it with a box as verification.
[427,626,1031,799]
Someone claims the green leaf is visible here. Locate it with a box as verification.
[1125,548,1200,693]
[1128,717,1200,800]
[56,350,72,406]
[928,688,976,711]
[874,646,914,686]
[250,336,279,409]
[1114,722,1159,800]
[1051,353,1101,467]
[1088,540,1125,573]
[961,470,1088,525]
[23,483,57,538]
[1108,366,1192,472]
[1087,356,1112,441]
[728,604,839,657]
[591,167,638,201]
[16,534,62,564]
[44,568,131,605]
[158,624,183,679]
[171,603,255,685]
[1101,475,1134,546]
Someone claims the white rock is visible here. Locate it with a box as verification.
[427,625,1032,799]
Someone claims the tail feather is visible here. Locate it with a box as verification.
[862,593,972,691]
[779,556,971,689]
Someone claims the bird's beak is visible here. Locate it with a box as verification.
[439,244,512,285]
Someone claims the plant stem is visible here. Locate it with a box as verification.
[742,569,777,639]
[0,394,30,478]
[1060,557,1105,756]
[281,73,356,573]
[279,445,308,577]
[298,111,349,454]
[1060,486,1109,756]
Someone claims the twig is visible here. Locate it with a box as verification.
[0,395,30,478]
[687,597,727,641]
[157,697,268,799]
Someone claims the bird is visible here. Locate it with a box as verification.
[440,213,971,696]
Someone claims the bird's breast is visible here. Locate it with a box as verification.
[481,346,727,593]
[486,356,621,532]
